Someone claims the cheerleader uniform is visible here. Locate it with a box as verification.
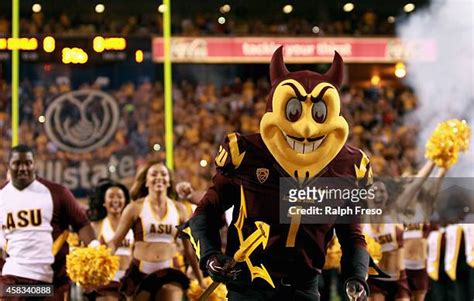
[120,197,189,297]
[403,223,430,293]
[364,224,411,300]
[95,217,134,297]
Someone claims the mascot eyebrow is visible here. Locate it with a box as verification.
[282,82,333,103]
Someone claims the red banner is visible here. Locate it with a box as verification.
[152,37,436,63]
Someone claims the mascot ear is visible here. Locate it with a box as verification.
[270,46,289,86]
[324,51,344,89]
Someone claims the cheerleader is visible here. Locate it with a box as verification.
[399,164,446,301]
[108,161,203,301]
[87,180,134,301]
[364,181,411,301]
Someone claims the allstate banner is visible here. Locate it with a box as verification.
[37,89,137,197]
[152,37,436,63]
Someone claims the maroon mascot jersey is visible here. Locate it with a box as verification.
[182,47,371,296]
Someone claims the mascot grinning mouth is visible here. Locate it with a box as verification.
[283,133,326,154]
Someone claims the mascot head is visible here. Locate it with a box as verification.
[260,46,349,181]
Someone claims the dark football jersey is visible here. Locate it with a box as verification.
[192,132,370,285]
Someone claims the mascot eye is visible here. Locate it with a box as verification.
[285,98,302,122]
[312,101,327,123]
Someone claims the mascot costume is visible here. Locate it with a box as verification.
[181,46,372,301]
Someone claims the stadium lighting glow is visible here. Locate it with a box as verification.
[312,26,320,34]
[282,4,293,14]
[32,4,42,13]
[108,165,116,173]
[43,36,55,53]
[343,3,354,12]
[38,115,46,123]
[135,50,144,63]
[200,160,208,167]
[220,4,231,14]
[95,4,105,13]
[158,4,166,13]
[395,62,407,78]
[387,16,396,23]
[153,143,161,151]
[93,36,126,52]
[218,17,226,24]
[93,36,105,52]
[0,38,38,50]
[62,47,88,64]
[371,75,381,86]
[404,3,415,13]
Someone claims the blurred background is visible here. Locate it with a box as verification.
[0,0,471,199]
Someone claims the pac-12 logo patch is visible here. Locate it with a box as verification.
[256,168,269,183]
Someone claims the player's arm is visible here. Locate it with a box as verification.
[78,224,96,246]
[108,202,139,252]
[60,186,96,245]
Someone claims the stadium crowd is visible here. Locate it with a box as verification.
[0,76,419,191]
[0,10,396,36]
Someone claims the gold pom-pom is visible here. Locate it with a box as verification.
[425,119,471,168]
[187,277,227,301]
[365,234,382,264]
[66,245,119,288]
[323,236,342,270]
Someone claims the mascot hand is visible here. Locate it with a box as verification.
[345,279,367,301]
[206,253,240,283]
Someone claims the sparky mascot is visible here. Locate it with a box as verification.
[182,47,371,301]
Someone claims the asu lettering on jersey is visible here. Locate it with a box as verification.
[133,197,179,243]
[4,209,42,229]
[131,197,180,274]
[0,178,89,283]
[364,224,403,252]
[403,223,428,239]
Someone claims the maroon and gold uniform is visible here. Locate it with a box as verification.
[183,47,371,300]
[0,178,89,301]
[194,132,369,282]
[404,222,431,292]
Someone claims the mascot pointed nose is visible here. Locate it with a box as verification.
[303,126,312,138]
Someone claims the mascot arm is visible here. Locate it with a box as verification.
[180,134,242,270]
[335,149,372,293]
[335,149,373,295]
[188,172,239,269]
[336,223,370,294]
